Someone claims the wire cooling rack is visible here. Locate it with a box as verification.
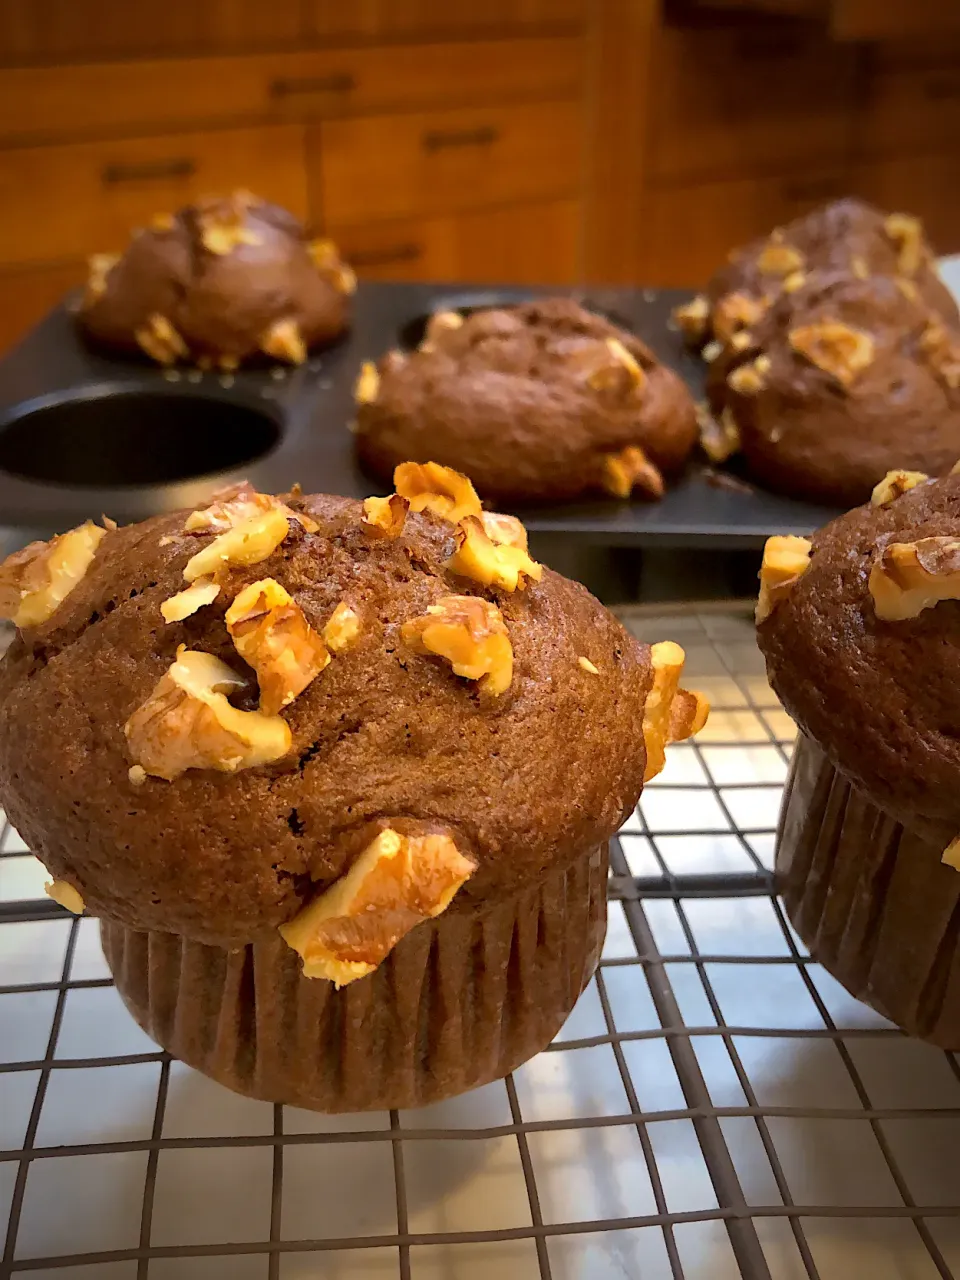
[2,606,960,1280]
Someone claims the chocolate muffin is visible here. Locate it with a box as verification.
[704,270,960,506]
[0,465,708,1109]
[79,191,353,369]
[674,198,958,354]
[756,469,960,1045]
[354,299,699,505]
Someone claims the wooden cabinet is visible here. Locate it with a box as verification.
[0,124,308,267]
[852,154,960,254]
[334,200,581,285]
[306,0,585,41]
[315,100,582,227]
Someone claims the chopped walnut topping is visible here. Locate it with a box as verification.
[279,827,475,985]
[394,462,482,524]
[782,271,806,294]
[45,880,84,915]
[896,277,919,303]
[85,252,119,303]
[135,313,189,366]
[869,537,960,621]
[197,197,262,256]
[757,237,805,277]
[587,338,647,394]
[125,647,291,780]
[788,321,875,388]
[578,656,599,675]
[425,310,464,344]
[885,212,924,276]
[128,765,147,786]
[480,511,528,552]
[702,340,723,363]
[401,595,513,696]
[0,521,106,628]
[870,469,929,507]
[260,317,306,365]
[226,579,329,714]
[642,641,710,782]
[851,255,870,281]
[713,292,766,344]
[184,482,317,535]
[919,321,960,390]
[601,445,664,501]
[729,331,752,352]
[361,494,409,539]
[160,577,221,623]
[727,354,771,396]
[354,361,380,405]
[307,238,339,270]
[447,516,543,592]
[943,837,960,871]
[183,509,291,584]
[756,535,812,624]
[672,295,710,344]
[150,212,175,232]
[323,602,361,652]
[698,404,741,464]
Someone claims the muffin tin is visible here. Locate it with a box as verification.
[0,284,843,542]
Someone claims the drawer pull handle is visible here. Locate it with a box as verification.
[270,73,356,97]
[348,243,423,267]
[422,125,499,151]
[924,75,960,102]
[102,158,196,184]
[780,177,842,203]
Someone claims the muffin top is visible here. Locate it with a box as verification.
[79,191,353,370]
[354,298,698,504]
[0,466,706,972]
[675,198,958,352]
[756,469,960,844]
[710,271,960,506]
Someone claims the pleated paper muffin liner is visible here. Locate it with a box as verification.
[102,843,608,1111]
[777,734,960,1048]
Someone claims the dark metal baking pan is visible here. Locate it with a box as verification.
[0,282,842,544]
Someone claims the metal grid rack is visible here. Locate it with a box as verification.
[2,607,960,1280]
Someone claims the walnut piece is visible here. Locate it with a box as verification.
[870,469,929,507]
[480,510,528,551]
[782,271,806,294]
[361,494,409,539]
[447,515,542,592]
[184,482,317,535]
[125,647,291,780]
[183,508,291,583]
[45,879,84,914]
[307,238,339,270]
[756,535,813,624]
[713,292,767,344]
[943,836,960,871]
[897,277,919,303]
[354,360,380,405]
[919,321,960,390]
[727,354,771,396]
[135,313,189,365]
[323,602,361,652]
[698,404,741,464]
[788,321,875,388]
[279,827,475,985]
[259,317,307,365]
[424,310,464,343]
[160,577,221,623]
[702,340,723,363]
[757,236,805,277]
[851,255,870,281]
[85,252,119,302]
[672,295,710,344]
[401,595,513,696]
[578,656,599,675]
[885,212,924,276]
[587,338,646,394]
[197,196,263,256]
[601,445,664,500]
[642,641,709,782]
[394,461,482,524]
[0,521,106,628]
[225,579,330,714]
[869,537,960,621]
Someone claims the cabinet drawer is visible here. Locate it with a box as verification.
[0,38,583,146]
[307,0,586,40]
[0,125,307,269]
[639,170,850,288]
[649,23,858,183]
[852,154,960,255]
[317,100,581,226]
[331,200,581,286]
[0,263,86,355]
[857,64,960,159]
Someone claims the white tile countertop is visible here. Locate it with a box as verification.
[2,608,960,1280]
